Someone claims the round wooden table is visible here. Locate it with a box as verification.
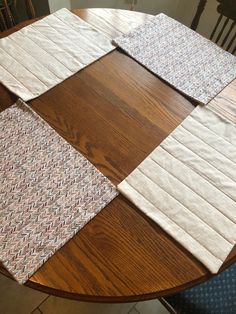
[0,8,235,303]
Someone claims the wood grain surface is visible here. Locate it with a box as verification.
[0,8,235,302]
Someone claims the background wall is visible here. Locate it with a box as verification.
[46,0,231,41]
[71,0,128,10]
[47,0,218,31]
[48,0,180,15]
[48,0,71,12]
[174,0,220,38]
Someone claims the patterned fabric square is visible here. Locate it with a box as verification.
[0,101,118,284]
[114,14,236,104]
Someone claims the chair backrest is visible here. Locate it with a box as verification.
[24,0,35,20]
[0,0,14,30]
[210,1,236,54]
[0,0,35,31]
[191,0,236,55]
[210,14,236,54]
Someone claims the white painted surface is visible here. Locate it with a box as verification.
[70,0,129,10]
[135,0,179,16]
[48,0,71,12]
[44,0,182,16]
[175,0,217,36]
[47,0,226,40]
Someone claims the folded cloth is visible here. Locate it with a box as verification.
[0,100,118,284]
[0,8,115,101]
[114,13,236,105]
[118,104,236,273]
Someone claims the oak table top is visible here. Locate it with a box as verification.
[0,8,235,303]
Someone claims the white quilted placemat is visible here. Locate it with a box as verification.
[0,101,118,284]
[114,13,236,104]
[118,105,236,273]
[0,8,115,101]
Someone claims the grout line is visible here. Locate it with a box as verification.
[30,295,50,314]
[128,302,139,314]
[131,307,141,314]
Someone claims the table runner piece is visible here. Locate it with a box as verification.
[0,8,115,101]
[0,101,118,284]
[114,13,236,105]
[118,105,236,273]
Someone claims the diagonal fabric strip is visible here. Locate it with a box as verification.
[114,13,236,105]
[207,79,236,125]
[0,100,118,284]
[118,92,236,273]
[0,8,115,101]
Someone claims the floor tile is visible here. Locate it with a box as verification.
[135,299,170,314]
[128,307,140,314]
[31,309,42,314]
[0,273,48,314]
[40,296,136,314]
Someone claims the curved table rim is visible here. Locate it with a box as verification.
[0,7,235,303]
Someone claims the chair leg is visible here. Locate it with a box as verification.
[0,9,7,31]
[226,30,236,52]
[2,0,14,28]
[232,42,236,55]
[191,0,207,31]
[25,0,35,19]
[210,14,223,40]
[232,34,236,55]
[221,20,236,47]
[129,0,137,11]
[215,17,229,44]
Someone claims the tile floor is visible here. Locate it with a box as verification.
[0,273,170,314]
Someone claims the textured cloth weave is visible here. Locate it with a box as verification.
[0,8,114,101]
[114,13,236,104]
[0,101,118,284]
[118,104,236,273]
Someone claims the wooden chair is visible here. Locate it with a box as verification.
[191,0,236,54]
[210,0,236,54]
[0,0,15,30]
[161,262,236,314]
[0,0,35,31]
